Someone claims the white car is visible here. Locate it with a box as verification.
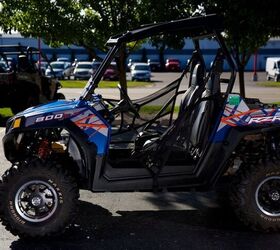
[130,63,151,81]
[45,62,72,79]
[73,61,93,80]
[266,57,280,82]
[57,57,71,63]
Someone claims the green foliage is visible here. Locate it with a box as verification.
[257,82,280,88]
[2,0,279,97]
[0,0,90,47]
[188,0,280,96]
[0,108,13,117]
[198,0,280,66]
[0,1,192,51]
[60,80,152,88]
[139,0,191,47]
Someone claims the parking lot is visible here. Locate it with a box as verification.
[1,72,280,249]
[62,72,280,104]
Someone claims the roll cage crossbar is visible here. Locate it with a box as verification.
[0,45,41,59]
[106,14,223,45]
[0,45,58,77]
[80,14,236,101]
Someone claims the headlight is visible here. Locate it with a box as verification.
[12,118,22,129]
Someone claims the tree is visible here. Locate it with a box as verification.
[0,0,192,92]
[0,0,143,91]
[190,0,280,97]
[139,1,191,70]
[0,1,100,57]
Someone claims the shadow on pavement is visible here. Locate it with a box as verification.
[10,200,280,250]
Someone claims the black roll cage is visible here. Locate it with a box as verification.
[0,45,57,77]
[79,14,236,101]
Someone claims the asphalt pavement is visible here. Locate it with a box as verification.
[1,72,280,249]
[62,72,280,103]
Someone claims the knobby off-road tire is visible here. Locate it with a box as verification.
[230,160,280,231]
[0,158,79,238]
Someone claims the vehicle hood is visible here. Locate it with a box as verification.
[15,99,83,118]
[74,68,91,73]
[131,69,150,74]
[46,68,64,73]
[166,62,179,65]
[104,69,117,74]
[6,99,89,133]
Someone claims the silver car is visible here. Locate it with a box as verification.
[73,61,93,80]
[45,62,72,79]
[130,63,151,81]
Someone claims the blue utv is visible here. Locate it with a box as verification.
[1,14,280,237]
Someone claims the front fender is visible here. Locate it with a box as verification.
[3,100,111,189]
[5,100,111,156]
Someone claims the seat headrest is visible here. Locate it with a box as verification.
[206,69,221,95]
[190,64,204,88]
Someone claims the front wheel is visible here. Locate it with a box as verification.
[230,162,280,231]
[0,159,79,238]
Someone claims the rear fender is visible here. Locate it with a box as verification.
[213,94,280,143]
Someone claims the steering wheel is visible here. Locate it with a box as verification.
[117,84,140,118]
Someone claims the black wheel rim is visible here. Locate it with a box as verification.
[255,176,280,217]
[15,180,58,222]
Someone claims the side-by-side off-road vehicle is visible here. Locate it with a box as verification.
[1,14,280,238]
[0,45,65,114]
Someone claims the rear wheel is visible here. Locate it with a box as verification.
[274,74,279,82]
[0,159,79,238]
[230,162,280,231]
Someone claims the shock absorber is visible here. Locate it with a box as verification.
[38,139,51,159]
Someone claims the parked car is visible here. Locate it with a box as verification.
[45,62,72,79]
[266,57,280,82]
[57,57,71,63]
[165,58,181,71]
[127,58,141,71]
[131,63,151,81]
[73,61,93,80]
[103,62,119,80]
[89,61,102,76]
[147,59,161,71]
